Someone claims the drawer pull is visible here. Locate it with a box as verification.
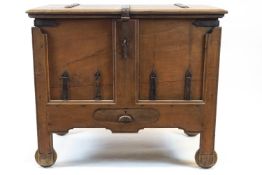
[60,71,69,100]
[118,114,133,123]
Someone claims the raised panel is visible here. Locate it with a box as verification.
[42,19,114,100]
[138,19,206,100]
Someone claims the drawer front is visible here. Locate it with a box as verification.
[93,108,159,124]
[42,19,114,100]
[138,19,207,101]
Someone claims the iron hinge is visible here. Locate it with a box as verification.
[192,19,219,27]
[121,5,130,21]
[34,19,58,27]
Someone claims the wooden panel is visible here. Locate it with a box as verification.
[138,19,206,100]
[46,104,202,133]
[32,27,54,154]
[115,20,137,105]
[42,19,114,100]
[200,27,221,154]
[93,108,159,123]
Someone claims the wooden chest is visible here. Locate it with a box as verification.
[27,4,227,168]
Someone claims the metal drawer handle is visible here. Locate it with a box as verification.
[118,114,133,123]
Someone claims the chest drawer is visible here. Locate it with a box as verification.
[94,108,159,122]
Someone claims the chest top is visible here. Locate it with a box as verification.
[27,4,227,18]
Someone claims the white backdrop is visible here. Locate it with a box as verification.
[0,0,261,174]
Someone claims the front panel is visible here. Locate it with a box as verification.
[138,19,207,101]
[42,19,114,100]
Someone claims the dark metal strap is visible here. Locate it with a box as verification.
[61,71,69,100]
[174,3,189,8]
[193,19,219,27]
[94,70,102,100]
[149,69,157,100]
[34,19,57,27]
[64,3,80,8]
[184,69,192,100]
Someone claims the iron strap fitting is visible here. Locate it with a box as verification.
[121,5,130,21]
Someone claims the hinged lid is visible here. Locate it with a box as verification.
[27,4,227,18]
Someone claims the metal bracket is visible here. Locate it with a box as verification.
[34,19,58,27]
[193,19,219,27]
[121,5,130,21]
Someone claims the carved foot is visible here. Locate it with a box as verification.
[35,149,57,167]
[56,131,68,136]
[184,130,198,137]
[195,149,217,168]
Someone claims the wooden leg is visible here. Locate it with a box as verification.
[194,27,221,169]
[195,119,217,168]
[195,148,217,169]
[35,127,57,167]
[32,28,57,167]
[35,149,57,168]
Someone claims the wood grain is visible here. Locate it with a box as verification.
[138,19,207,100]
[42,19,114,100]
[32,27,56,166]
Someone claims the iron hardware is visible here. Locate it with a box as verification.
[120,5,130,59]
[193,19,219,27]
[184,69,192,100]
[61,71,69,100]
[149,69,157,100]
[121,5,130,21]
[94,70,102,100]
[64,3,80,8]
[122,39,129,59]
[118,113,133,123]
[174,3,189,8]
[34,19,57,27]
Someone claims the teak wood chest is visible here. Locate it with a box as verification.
[27,4,227,168]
